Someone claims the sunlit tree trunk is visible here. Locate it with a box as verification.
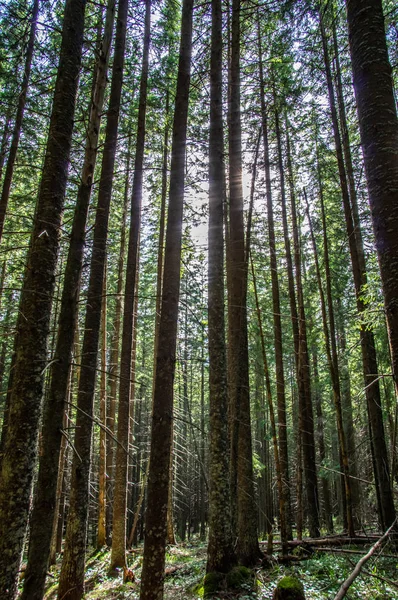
[57,0,128,596]
[0,0,86,596]
[206,0,235,572]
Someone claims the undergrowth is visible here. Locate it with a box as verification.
[37,539,398,599]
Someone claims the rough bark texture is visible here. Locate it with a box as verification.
[0,0,86,596]
[139,0,192,595]
[57,0,128,596]
[97,267,107,548]
[227,0,260,566]
[20,3,116,595]
[0,0,39,243]
[304,191,354,536]
[346,0,398,528]
[321,6,395,529]
[258,57,290,544]
[287,133,320,538]
[206,0,235,574]
[111,0,150,569]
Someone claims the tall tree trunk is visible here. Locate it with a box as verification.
[97,265,107,548]
[304,190,354,536]
[286,127,320,538]
[20,2,116,595]
[0,0,86,596]
[206,0,235,572]
[251,257,288,555]
[312,350,334,533]
[111,0,150,569]
[228,0,260,565]
[257,46,291,541]
[139,0,193,594]
[320,6,395,530]
[57,0,128,596]
[345,0,398,526]
[106,128,132,542]
[0,0,39,244]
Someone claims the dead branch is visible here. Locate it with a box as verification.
[333,520,397,600]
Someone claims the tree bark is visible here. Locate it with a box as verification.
[345,0,398,527]
[320,6,395,530]
[20,2,116,595]
[111,0,150,569]
[206,0,235,573]
[57,0,128,596]
[0,0,86,596]
[286,128,320,538]
[139,0,193,594]
[227,0,260,566]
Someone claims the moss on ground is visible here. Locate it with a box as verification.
[272,575,305,599]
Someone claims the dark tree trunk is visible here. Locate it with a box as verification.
[227,0,260,566]
[20,3,116,595]
[106,128,132,542]
[304,190,354,536]
[346,0,398,527]
[286,129,320,538]
[111,0,150,569]
[57,0,128,596]
[206,0,235,573]
[0,0,39,243]
[139,0,193,594]
[320,7,395,530]
[0,0,86,596]
[257,54,291,543]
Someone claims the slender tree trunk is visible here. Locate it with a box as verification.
[0,0,86,596]
[320,6,395,530]
[312,351,334,533]
[20,3,116,595]
[258,46,291,541]
[0,0,39,243]
[139,0,193,594]
[345,0,398,527]
[251,257,288,555]
[228,0,260,565]
[57,0,128,596]
[106,129,132,542]
[111,0,150,569]
[286,128,320,538]
[97,266,107,548]
[206,0,235,572]
[304,191,354,536]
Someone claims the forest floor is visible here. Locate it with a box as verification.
[40,537,398,599]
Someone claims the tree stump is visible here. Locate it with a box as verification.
[272,576,306,599]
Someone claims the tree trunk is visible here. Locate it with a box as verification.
[57,0,128,596]
[286,128,320,538]
[345,0,398,526]
[304,190,354,536]
[320,6,395,530]
[97,266,107,548]
[258,49,291,542]
[206,0,235,572]
[0,0,39,243]
[139,0,193,594]
[20,2,116,595]
[0,0,86,596]
[111,0,150,569]
[106,127,132,543]
[228,0,260,566]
